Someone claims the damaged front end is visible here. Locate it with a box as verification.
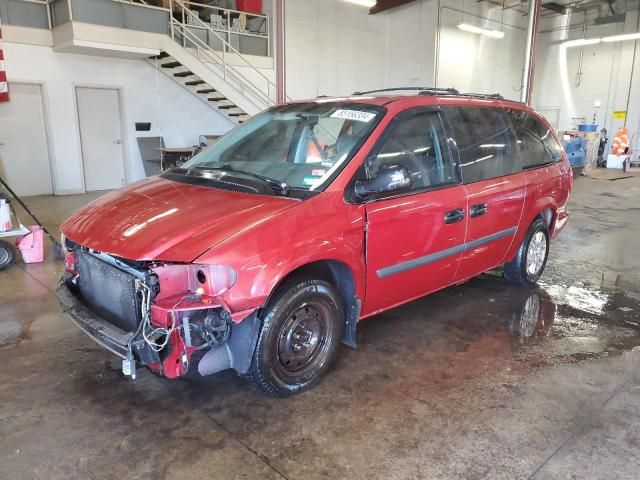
[57,242,260,380]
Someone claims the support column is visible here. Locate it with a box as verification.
[521,0,542,104]
[275,0,286,104]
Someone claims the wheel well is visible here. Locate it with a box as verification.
[536,208,555,231]
[263,260,360,348]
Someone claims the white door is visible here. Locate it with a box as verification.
[0,83,53,196]
[76,87,126,192]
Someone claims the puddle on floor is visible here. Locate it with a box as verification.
[471,273,640,367]
[0,319,31,347]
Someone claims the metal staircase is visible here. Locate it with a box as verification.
[146,0,279,125]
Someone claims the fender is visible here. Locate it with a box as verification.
[195,190,367,319]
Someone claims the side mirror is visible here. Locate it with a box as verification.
[354,163,412,198]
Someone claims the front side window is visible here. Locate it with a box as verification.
[367,111,456,190]
[509,110,562,169]
[180,102,384,194]
[445,107,520,184]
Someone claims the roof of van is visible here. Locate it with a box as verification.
[305,88,528,108]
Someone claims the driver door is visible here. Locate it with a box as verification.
[361,109,467,316]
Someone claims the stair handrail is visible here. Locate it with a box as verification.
[170,21,272,110]
[171,0,278,106]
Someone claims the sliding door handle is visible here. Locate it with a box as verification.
[444,208,465,224]
[470,203,488,217]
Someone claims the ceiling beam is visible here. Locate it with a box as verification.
[541,2,568,14]
[369,0,418,14]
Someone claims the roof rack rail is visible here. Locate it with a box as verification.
[352,87,460,96]
[350,88,517,102]
[458,92,505,100]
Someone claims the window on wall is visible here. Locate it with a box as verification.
[367,111,456,190]
[509,110,562,169]
[444,107,520,183]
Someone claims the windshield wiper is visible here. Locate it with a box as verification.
[193,165,290,196]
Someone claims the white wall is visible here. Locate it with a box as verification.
[436,0,527,100]
[285,0,388,99]
[533,10,640,145]
[2,41,235,194]
[285,0,528,101]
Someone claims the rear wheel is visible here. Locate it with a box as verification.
[249,279,344,397]
[503,218,549,286]
[0,240,15,271]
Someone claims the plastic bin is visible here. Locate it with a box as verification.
[16,226,44,264]
[578,123,598,132]
[236,0,262,14]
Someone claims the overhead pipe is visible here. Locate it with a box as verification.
[275,0,286,104]
[521,0,542,104]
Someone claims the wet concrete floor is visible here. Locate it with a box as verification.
[1,177,640,479]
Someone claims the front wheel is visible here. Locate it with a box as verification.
[248,279,344,397]
[503,218,550,286]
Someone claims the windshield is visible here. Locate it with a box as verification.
[181,102,384,193]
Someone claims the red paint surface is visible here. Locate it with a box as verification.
[61,95,572,375]
[61,176,298,262]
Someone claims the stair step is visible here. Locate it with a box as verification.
[149,52,170,60]
[208,96,226,102]
[174,71,194,78]
[197,88,217,94]
[161,61,182,68]
[185,80,205,86]
[228,112,245,117]
[218,104,236,110]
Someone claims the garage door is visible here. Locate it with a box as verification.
[0,83,53,196]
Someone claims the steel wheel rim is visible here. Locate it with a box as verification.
[277,301,332,377]
[526,231,547,277]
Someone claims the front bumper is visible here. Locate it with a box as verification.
[56,280,136,360]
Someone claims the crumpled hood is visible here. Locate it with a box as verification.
[61,176,297,262]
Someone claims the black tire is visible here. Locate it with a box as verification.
[249,279,344,397]
[503,218,550,286]
[0,240,15,271]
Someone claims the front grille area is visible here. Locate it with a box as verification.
[76,250,141,332]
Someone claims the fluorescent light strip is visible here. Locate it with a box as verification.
[564,33,640,47]
[341,0,376,7]
[457,23,505,39]
[602,32,640,43]
[563,38,602,47]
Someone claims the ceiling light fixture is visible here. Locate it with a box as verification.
[342,0,376,7]
[602,32,640,43]
[563,38,602,47]
[457,23,505,39]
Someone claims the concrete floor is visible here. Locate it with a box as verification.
[1,177,640,479]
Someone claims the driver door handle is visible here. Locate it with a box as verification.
[470,203,488,217]
[444,208,465,224]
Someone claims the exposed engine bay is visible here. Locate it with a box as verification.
[59,239,259,380]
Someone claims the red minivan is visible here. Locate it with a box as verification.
[57,89,572,396]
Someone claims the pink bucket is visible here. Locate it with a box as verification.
[16,226,44,264]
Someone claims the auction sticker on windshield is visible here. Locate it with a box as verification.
[330,109,376,122]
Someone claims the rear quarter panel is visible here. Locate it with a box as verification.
[505,157,571,262]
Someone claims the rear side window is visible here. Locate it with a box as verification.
[444,107,520,184]
[510,110,562,169]
[368,111,456,190]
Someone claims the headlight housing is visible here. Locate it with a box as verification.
[151,263,237,297]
